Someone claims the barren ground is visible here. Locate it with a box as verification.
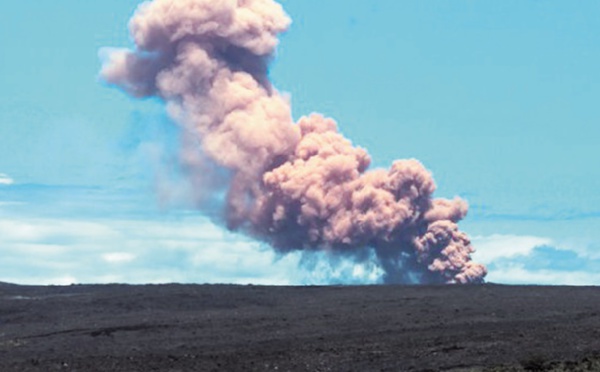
[1,282,599,371]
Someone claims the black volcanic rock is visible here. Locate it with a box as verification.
[1,283,599,371]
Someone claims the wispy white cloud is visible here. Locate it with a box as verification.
[0,219,120,244]
[472,234,553,264]
[486,265,600,286]
[0,213,383,285]
[0,173,14,185]
[472,233,600,285]
[102,252,136,264]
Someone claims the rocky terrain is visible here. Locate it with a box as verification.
[1,282,599,371]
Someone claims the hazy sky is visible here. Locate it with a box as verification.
[1,0,599,285]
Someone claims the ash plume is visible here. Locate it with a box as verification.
[101,0,487,284]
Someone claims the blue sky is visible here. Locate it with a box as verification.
[1,0,599,285]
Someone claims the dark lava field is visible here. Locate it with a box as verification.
[1,282,600,371]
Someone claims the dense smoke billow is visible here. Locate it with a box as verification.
[101,0,486,284]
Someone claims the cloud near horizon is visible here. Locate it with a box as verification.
[0,208,387,286]
[471,235,600,285]
[0,191,597,286]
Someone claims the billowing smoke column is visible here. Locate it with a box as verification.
[101,0,487,284]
